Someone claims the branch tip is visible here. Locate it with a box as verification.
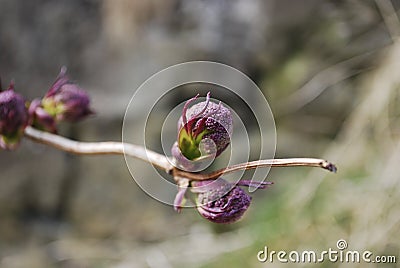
[323,161,337,173]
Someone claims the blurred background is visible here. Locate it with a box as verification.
[1,0,400,267]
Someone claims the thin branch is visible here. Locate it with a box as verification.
[173,158,337,181]
[24,126,337,182]
[24,126,173,173]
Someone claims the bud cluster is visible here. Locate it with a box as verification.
[2,71,271,224]
[172,93,272,223]
[0,67,93,150]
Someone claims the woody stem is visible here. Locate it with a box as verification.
[24,126,337,182]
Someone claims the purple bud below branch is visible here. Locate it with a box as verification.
[187,178,273,224]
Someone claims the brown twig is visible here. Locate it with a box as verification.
[24,126,337,181]
[172,158,336,181]
[24,126,173,173]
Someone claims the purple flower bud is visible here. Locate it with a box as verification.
[190,178,273,224]
[28,99,57,133]
[172,92,233,170]
[42,67,93,122]
[0,82,29,150]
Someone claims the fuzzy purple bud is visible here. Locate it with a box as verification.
[0,83,28,150]
[42,67,93,122]
[172,93,233,170]
[191,179,251,224]
[190,179,273,224]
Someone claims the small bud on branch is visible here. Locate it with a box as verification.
[0,82,29,150]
